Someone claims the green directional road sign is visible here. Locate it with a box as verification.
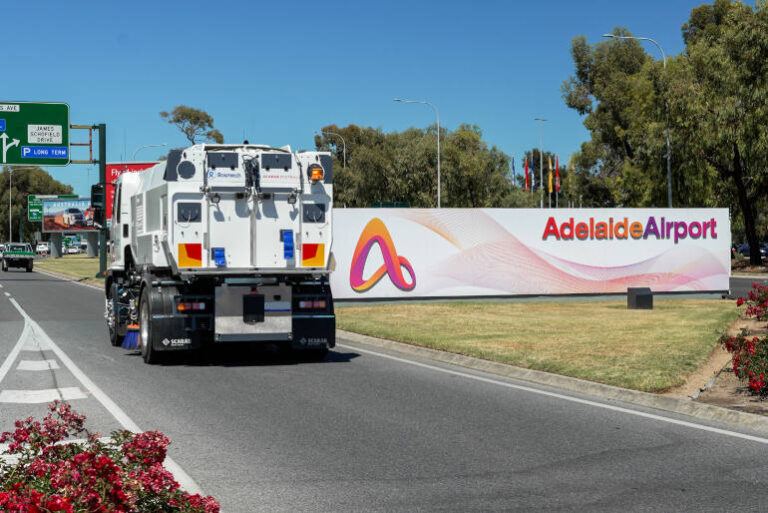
[28,194,77,222]
[0,102,70,166]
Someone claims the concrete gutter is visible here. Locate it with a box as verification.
[338,329,768,436]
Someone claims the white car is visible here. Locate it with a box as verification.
[36,243,49,254]
[66,246,80,254]
[62,208,85,227]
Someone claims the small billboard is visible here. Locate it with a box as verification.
[43,198,96,233]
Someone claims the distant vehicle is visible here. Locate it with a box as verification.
[62,208,85,227]
[36,243,49,254]
[2,243,34,272]
[66,246,80,254]
[737,243,768,257]
[84,208,94,227]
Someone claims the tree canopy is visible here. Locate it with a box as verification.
[562,0,768,263]
[159,106,224,145]
[0,166,74,243]
[314,124,534,208]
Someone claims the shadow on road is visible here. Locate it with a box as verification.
[122,344,360,368]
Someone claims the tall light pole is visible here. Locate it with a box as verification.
[603,33,672,208]
[534,118,547,208]
[315,131,346,167]
[394,98,441,208]
[132,142,168,161]
[8,166,12,243]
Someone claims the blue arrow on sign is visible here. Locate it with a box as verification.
[0,120,5,131]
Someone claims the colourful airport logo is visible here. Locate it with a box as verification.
[350,218,416,293]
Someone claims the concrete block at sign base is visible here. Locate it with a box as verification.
[628,287,653,310]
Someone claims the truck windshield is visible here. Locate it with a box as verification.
[9,244,27,252]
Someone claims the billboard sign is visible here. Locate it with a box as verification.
[0,102,70,166]
[42,198,96,233]
[330,208,731,299]
[105,162,156,221]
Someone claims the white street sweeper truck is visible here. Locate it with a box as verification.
[102,143,335,363]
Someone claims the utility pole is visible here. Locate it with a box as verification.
[534,118,546,208]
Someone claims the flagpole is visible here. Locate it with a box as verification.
[535,118,546,208]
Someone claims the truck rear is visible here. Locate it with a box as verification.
[103,144,335,363]
[2,243,35,272]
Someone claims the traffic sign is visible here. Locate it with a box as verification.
[28,194,77,222]
[0,102,70,166]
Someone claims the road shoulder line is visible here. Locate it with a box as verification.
[338,329,768,436]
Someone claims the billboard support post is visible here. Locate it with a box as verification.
[50,233,62,258]
[98,124,106,277]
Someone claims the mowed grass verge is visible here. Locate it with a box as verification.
[337,300,738,392]
[34,254,103,287]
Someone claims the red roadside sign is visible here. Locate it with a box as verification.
[105,162,156,220]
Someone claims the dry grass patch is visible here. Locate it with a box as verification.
[337,299,738,392]
[35,254,103,286]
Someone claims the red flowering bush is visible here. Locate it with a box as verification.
[0,401,219,513]
[721,331,768,395]
[735,281,768,321]
[722,282,768,397]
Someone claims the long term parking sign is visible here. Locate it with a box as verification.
[0,102,70,166]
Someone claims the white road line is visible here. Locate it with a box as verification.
[5,297,203,496]
[3,292,9,297]
[0,318,31,385]
[0,387,86,403]
[17,359,60,371]
[338,342,768,446]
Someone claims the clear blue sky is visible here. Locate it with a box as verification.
[3,0,734,196]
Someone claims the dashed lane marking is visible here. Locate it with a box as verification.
[17,359,60,371]
[0,387,87,403]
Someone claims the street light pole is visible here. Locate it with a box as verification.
[8,167,12,243]
[394,98,441,208]
[534,118,547,208]
[316,131,346,168]
[603,33,672,208]
[132,142,168,161]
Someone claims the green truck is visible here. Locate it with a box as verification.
[2,243,35,272]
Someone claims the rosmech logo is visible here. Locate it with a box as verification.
[349,218,416,293]
[542,216,718,243]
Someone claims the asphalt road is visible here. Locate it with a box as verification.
[3,270,768,512]
[730,275,768,299]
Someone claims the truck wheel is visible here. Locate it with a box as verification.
[139,287,163,364]
[107,284,124,347]
[26,261,33,272]
[1,260,6,272]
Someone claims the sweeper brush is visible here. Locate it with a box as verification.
[122,324,140,349]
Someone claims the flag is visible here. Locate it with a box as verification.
[511,156,516,186]
[524,157,529,191]
[556,155,560,192]
[548,157,553,194]
[531,157,535,190]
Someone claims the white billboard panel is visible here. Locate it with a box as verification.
[330,208,731,299]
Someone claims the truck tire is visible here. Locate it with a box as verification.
[1,260,6,272]
[26,261,33,272]
[107,283,124,347]
[139,287,163,364]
